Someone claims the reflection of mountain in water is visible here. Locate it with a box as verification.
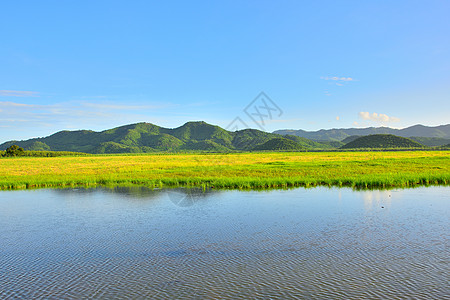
[53,186,220,207]
[53,186,164,201]
[108,186,164,199]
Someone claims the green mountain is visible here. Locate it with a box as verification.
[274,124,450,141]
[340,135,450,148]
[0,121,334,153]
[252,138,306,151]
[409,136,450,147]
[341,135,362,144]
[340,134,426,149]
[282,135,333,149]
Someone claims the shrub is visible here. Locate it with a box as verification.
[3,145,25,157]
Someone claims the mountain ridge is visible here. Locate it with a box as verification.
[340,134,425,149]
[2,121,448,153]
[0,121,322,153]
[274,124,450,141]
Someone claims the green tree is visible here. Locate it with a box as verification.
[3,145,25,157]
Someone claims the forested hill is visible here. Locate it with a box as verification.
[340,134,425,149]
[0,121,333,154]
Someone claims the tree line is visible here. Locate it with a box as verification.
[1,145,88,157]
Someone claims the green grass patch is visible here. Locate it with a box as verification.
[0,151,449,190]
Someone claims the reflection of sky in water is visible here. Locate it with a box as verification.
[0,187,448,299]
[361,190,393,210]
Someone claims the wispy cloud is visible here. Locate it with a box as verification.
[321,76,355,82]
[0,99,238,142]
[0,101,37,107]
[0,90,39,97]
[358,111,400,123]
[0,100,171,135]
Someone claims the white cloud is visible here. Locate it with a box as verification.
[0,90,39,97]
[358,111,400,123]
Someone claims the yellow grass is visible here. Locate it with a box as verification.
[0,151,449,189]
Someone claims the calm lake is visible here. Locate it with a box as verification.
[0,186,448,299]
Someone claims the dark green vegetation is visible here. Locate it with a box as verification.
[282,135,334,149]
[341,134,425,149]
[275,124,450,141]
[1,121,449,154]
[0,146,87,158]
[0,122,334,154]
[2,145,24,157]
[409,137,450,147]
[341,135,362,144]
[252,138,306,151]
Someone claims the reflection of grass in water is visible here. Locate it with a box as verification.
[0,151,449,190]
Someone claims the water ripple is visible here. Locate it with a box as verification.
[0,187,448,299]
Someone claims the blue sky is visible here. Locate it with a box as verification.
[1,0,449,142]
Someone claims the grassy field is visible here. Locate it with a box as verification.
[0,151,449,190]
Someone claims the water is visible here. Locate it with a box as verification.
[0,186,448,299]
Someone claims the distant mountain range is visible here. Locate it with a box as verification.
[340,134,425,149]
[274,124,450,141]
[1,122,449,154]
